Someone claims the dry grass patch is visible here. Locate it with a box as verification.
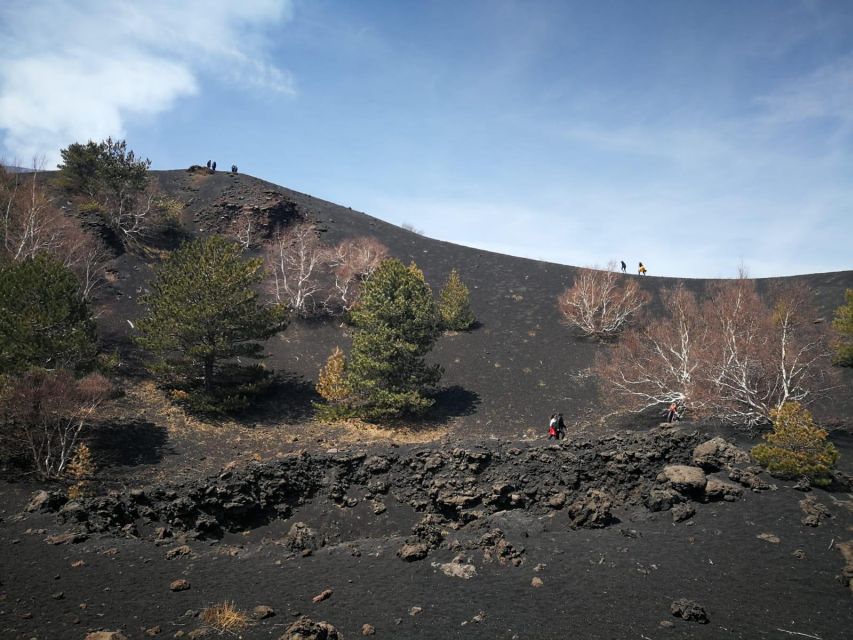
[323,418,448,445]
[200,601,249,633]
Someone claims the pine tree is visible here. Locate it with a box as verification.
[438,268,475,331]
[135,236,288,409]
[832,288,853,366]
[0,254,96,375]
[752,402,838,486]
[345,259,442,420]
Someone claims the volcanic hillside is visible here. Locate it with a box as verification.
[92,169,853,437]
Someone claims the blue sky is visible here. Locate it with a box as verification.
[1,0,851,278]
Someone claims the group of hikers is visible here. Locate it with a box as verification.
[206,160,239,173]
[545,402,680,439]
[620,260,647,275]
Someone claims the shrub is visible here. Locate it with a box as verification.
[832,288,853,366]
[200,601,248,632]
[752,402,838,486]
[438,268,475,331]
[1,369,111,477]
[66,443,96,499]
[315,346,351,420]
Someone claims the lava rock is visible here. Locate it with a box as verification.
[280,616,342,640]
[398,542,429,562]
[662,465,707,495]
[670,598,709,623]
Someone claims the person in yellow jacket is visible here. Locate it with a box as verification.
[638,262,647,275]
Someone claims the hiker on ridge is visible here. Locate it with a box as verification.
[666,402,679,423]
[212,161,217,172]
[620,260,627,273]
[638,262,647,275]
[231,164,238,173]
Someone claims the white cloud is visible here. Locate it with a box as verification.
[755,54,853,125]
[0,0,293,163]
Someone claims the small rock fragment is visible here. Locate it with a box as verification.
[361,623,376,635]
[670,598,709,623]
[757,533,780,544]
[312,589,333,603]
[170,579,191,592]
[531,577,544,588]
[253,605,275,619]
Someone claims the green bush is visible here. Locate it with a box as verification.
[752,402,838,486]
[343,259,441,420]
[0,254,96,375]
[832,288,853,366]
[438,268,475,331]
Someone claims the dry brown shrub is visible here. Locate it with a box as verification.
[200,601,249,632]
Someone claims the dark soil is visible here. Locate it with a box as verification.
[2,169,852,640]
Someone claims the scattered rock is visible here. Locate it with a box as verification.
[670,598,709,623]
[26,489,65,513]
[253,605,275,619]
[281,522,321,553]
[170,579,191,592]
[479,529,525,566]
[85,632,129,640]
[145,626,161,636]
[361,623,376,635]
[398,542,429,562]
[646,488,681,512]
[662,465,707,495]
[792,549,807,560]
[757,533,781,544]
[704,477,743,502]
[692,438,749,471]
[799,495,831,527]
[671,503,695,523]
[793,477,812,492]
[166,545,192,559]
[659,620,675,628]
[435,556,478,579]
[409,606,423,616]
[547,492,566,509]
[567,489,613,529]
[531,577,544,588]
[312,589,333,603]
[280,617,342,640]
[45,531,88,545]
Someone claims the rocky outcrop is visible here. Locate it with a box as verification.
[280,617,342,640]
[692,437,750,471]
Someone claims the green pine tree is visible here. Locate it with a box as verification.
[0,254,96,375]
[438,268,475,331]
[752,402,838,486]
[832,288,853,366]
[344,259,442,420]
[135,236,288,410]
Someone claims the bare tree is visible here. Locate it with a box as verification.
[1,162,67,261]
[1,163,107,300]
[594,283,709,416]
[558,262,650,339]
[265,222,329,316]
[326,236,388,312]
[704,279,832,425]
[1,370,111,478]
[232,209,256,250]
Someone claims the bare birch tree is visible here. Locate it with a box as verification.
[594,283,709,415]
[558,262,650,339]
[1,370,111,478]
[326,236,388,312]
[1,164,107,300]
[704,279,832,425]
[265,222,329,315]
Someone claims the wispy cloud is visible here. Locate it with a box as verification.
[755,53,853,125]
[0,0,293,163]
